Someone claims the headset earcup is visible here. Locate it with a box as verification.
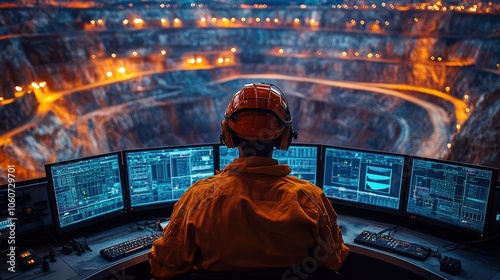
[220,119,235,148]
[277,126,291,150]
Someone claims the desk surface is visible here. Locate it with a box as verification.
[1,215,499,280]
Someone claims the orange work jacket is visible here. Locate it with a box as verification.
[149,156,349,279]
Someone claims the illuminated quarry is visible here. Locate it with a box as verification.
[0,1,499,183]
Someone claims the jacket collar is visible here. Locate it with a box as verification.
[224,156,291,177]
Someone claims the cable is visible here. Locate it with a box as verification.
[129,219,159,232]
[387,226,402,237]
[435,232,500,255]
[44,226,66,247]
[377,225,401,236]
[488,268,500,280]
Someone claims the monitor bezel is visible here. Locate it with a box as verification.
[492,182,500,236]
[122,144,217,212]
[403,156,498,238]
[0,177,54,236]
[217,143,323,187]
[45,151,127,235]
[320,145,409,216]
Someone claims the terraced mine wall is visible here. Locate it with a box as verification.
[0,5,498,182]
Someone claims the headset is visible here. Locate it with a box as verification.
[220,83,298,150]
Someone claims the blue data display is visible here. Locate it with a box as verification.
[406,158,494,233]
[48,153,124,229]
[323,147,405,210]
[125,146,214,208]
[219,145,319,185]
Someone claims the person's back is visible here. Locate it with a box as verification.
[149,83,349,279]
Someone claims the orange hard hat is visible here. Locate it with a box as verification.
[224,83,292,141]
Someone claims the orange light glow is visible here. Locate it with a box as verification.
[161,18,170,27]
[132,18,144,28]
[173,18,181,27]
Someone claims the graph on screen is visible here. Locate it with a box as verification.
[406,157,497,236]
[322,146,406,212]
[45,152,125,233]
[124,145,215,210]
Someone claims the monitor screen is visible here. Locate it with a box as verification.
[45,152,125,233]
[219,144,320,185]
[405,157,497,237]
[0,177,53,237]
[322,146,406,213]
[124,145,215,211]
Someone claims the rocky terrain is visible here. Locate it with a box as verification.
[0,2,498,183]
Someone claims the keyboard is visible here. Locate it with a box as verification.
[100,231,163,261]
[354,230,431,261]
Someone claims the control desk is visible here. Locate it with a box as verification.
[1,214,499,280]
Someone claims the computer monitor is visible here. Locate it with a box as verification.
[405,157,498,237]
[0,177,54,237]
[123,144,215,211]
[45,152,126,234]
[322,145,407,214]
[218,144,320,185]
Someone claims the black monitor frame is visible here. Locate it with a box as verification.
[493,182,500,235]
[45,152,126,235]
[321,145,409,216]
[0,177,54,237]
[217,143,322,187]
[403,156,498,238]
[122,144,216,212]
